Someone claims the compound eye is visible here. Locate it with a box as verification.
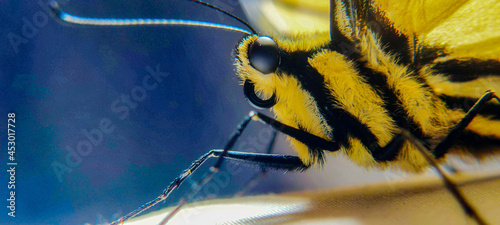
[248,36,280,74]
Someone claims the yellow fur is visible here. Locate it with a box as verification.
[359,31,453,138]
[345,136,429,172]
[236,35,333,165]
[309,50,397,146]
[333,0,355,41]
[236,0,499,172]
[308,48,430,172]
[394,141,429,172]
[274,32,331,52]
[345,137,379,168]
[235,32,441,171]
[425,74,500,100]
[448,110,500,140]
[270,75,333,165]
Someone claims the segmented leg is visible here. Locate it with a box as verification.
[434,91,500,158]
[235,131,278,197]
[115,89,499,225]
[399,129,488,225]
[382,91,500,225]
[112,111,329,224]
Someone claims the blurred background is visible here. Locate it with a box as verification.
[1,0,497,224]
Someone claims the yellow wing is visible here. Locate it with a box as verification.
[239,0,330,35]
[375,0,500,60]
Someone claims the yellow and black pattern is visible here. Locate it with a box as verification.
[46,1,500,224]
[235,0,500,172]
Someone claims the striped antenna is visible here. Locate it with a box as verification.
[48,0,256,35]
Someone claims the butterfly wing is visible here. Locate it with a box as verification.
[375,0,500,60]
[239,0,330,35]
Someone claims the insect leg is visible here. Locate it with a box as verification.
[154,149,307,225]
[110,114,254,225]
[382,91,500,171]
[158,111,338,224]
[434,90,500,158]
[251,112,340,151]
[235,131,278,197]
[112,148,306,224]
[399,129,488,225]
[235,110,348,196]
[114,111,336,224]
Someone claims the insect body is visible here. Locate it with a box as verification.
[49,0,500,224]
[237,6,500,170]
[235,26,500,172]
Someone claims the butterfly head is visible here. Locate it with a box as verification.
[236,35,282,109]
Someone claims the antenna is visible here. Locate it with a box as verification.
[48,0,257,35]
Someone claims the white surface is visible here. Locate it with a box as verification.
[122,170,500,225]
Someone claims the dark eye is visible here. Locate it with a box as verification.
[248,36,280,74]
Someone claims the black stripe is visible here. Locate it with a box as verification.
[455,130,500,156]
[331,0,413,65]
[328,1,435,116]
[364,3,412,65]
[278,49,381,158]
[297,124,325,164]
[353,59,430,143]
[418,45,447,66]
[357,6,436,92]
[432,59,500,82]
[439,95,500,120]
[327,40,431,146]
[277,42,434,161]
[330,0,355,47]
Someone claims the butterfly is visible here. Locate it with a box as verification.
[48,0,500,224]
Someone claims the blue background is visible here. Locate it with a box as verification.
[0,1,401,224]
[0,1,304,224]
